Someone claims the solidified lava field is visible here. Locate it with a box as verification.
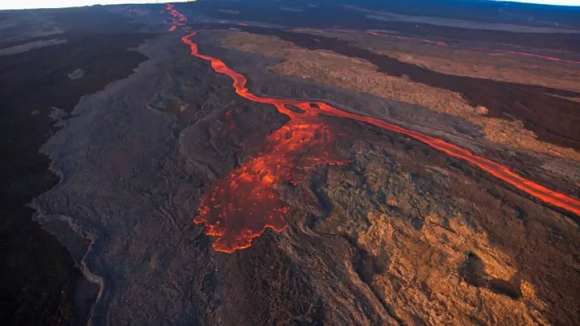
[2,1,580,325]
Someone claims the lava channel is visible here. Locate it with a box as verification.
[195,112,346,252]
[166,6,580,253]
[166,3,187,32]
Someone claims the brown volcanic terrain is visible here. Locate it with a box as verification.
[297,28,580,92]
[224,27,580,154]
[220,31,580,161]
[2,2,580,326]
[304,117,580,325]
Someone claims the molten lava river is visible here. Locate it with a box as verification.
[165,4,580,253]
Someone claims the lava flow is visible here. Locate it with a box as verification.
[366,30,580,64]
[194,103,345,252]
[166,5,580,253]
[182,32,353,252]
[166,4,187,32]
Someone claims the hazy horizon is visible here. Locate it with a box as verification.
[0,0,190,10]
[0,0,578,10]
[494,0,580,6]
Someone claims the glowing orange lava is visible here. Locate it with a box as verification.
[169,10,578,66]
[194,111,345,252]
[165,5,580,252]
[166,4,187,32]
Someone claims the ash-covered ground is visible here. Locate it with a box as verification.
[1,1,580,325]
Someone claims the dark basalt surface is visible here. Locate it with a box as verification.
[0,7,151,325]
[25,27,580,325]
[2,1,580,325]
[235,26,580,152]
[189,0,580,52]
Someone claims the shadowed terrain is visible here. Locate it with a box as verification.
[2,1,580,325]
[0,6,151,325]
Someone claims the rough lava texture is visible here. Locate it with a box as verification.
[21,3,580,325]
[221,31,580,161]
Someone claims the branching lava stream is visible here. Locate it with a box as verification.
[166,4,580,253]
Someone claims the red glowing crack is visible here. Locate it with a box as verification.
[165,5,580,253]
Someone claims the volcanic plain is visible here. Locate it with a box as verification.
[1,1,580,325]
